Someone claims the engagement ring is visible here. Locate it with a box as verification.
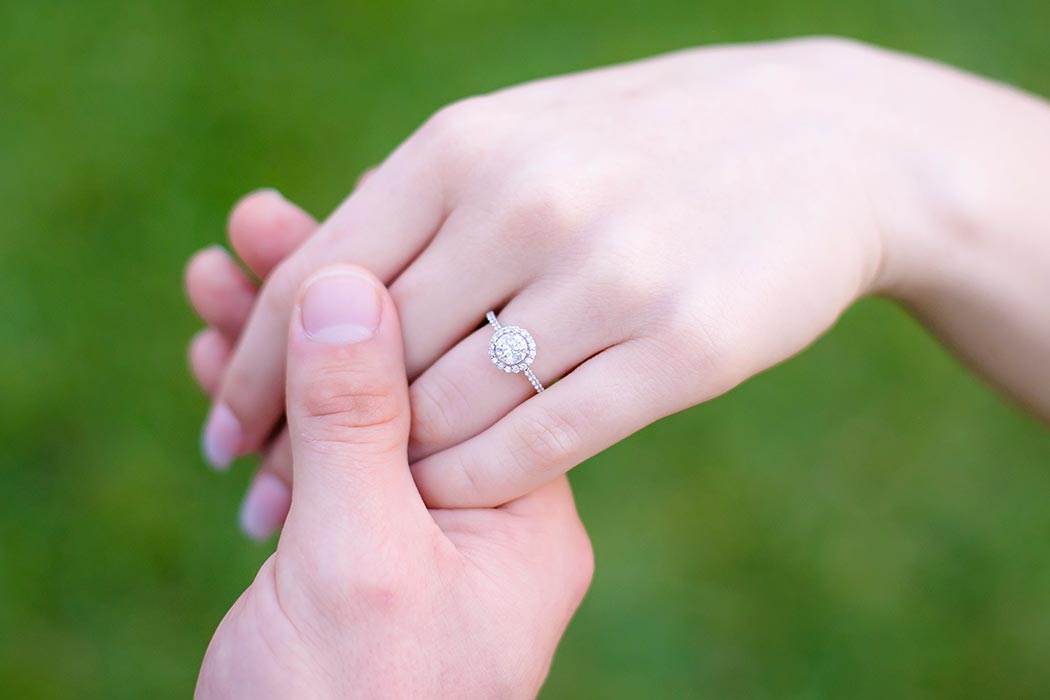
[486,311,544,393]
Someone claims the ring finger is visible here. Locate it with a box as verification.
[406,278,628,462]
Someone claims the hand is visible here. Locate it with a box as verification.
[192,37,1050,513]
[195,265,593,699]
[186,190,317,534]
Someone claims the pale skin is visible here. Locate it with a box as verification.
[187,36,1050,696]
[195,265,593,699]
[187,37,1050,542]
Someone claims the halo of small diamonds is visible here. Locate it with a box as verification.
[488,325,537,373]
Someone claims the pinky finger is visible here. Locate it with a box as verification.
[410,338,689,509]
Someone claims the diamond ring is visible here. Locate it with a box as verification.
[486,311,544,393]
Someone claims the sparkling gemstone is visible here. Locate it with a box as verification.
[493,330,529,366]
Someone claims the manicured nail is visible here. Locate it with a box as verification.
[239,472,291,542]
[201,402,242,470]
[300,270,380,344]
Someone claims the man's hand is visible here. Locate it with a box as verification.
[195,265,593,699]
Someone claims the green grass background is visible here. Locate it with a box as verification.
[2,1,1049,698]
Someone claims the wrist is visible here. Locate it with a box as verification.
[862,57,1050,305]
[855,52,1050,416]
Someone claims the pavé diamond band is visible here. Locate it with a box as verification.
[486,311,544,393]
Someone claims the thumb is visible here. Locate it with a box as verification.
[282,264,425,549]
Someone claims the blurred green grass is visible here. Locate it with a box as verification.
[1,1,1048,698]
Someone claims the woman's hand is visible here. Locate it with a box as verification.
[187,191,318,535]
[191,36,1050,513]
[195,265,592,699]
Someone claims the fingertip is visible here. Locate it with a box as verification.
[283,264,413,499]
[201,402,242,471]
[227,189,286,242]
[297,266,384,345]
[184,246,256,337]
[228,188,317,278]
[184,245,229,300]
[188,328,231,395]
[239,471,291,542]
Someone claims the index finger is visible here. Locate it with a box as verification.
[202,142,450,468]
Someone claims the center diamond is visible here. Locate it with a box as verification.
[493,331,529,366]
[488,324,537,373]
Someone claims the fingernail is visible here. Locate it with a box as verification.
[239,472,291,542]
[201,402,242,470]
[300,270,380,344]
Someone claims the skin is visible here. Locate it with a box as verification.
[186,36,1050,693]
[195,265,593,699]
[187,191,317,533]
[189,37,1050,514]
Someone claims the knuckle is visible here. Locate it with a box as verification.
[508,408,581,475]
[789,34,868,56]
[763,36,875,82]
[417,95,499,166]
[408,375,461,449]
[688,326,739,397]
[298,367,403,448]
[495,157,632,253]
[495,180,581,250]
[220,360,264,418]
[729,37,875,99]
[260,260,302,320]
[649,309,741,402]
[301,368,401,427]
[578,254,660,319]
[442,448,487,505]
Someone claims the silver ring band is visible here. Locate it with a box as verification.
[486,311,544,393]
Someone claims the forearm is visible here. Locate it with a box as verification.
[872,54,1050,420]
